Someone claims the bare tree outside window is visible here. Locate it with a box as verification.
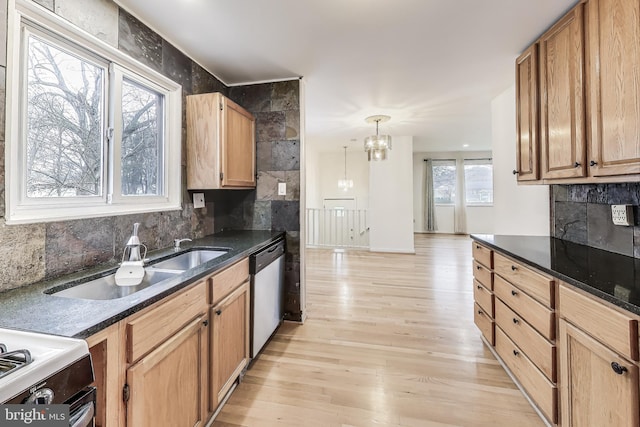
[26,36,105,198]
[432,160,456,204]
[464,160,493,204]
[121,79,163,196]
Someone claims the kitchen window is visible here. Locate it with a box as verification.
[464,159,493,205]
[5,0,182,224]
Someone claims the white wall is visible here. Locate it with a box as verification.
[413,150,495,234]
[317,150,370,209]
[369,136,415,253]
[305,142,322,209]
[492,85,550,236]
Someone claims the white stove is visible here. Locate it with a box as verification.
[0,328,90,403]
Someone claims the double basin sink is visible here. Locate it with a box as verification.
[46,249,228,301]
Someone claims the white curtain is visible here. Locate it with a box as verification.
[423,159,437,232]
[454,158,466,234]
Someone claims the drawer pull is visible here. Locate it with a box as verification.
[611,362,628,375]
[476,265,481,270]
[513,349,520,356]
[512,318,519,324]
[477,285,482,290]
[511,290,518,296]
[511,265,517,271]
[477,309,484,316]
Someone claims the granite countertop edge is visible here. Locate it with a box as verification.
[471,234,640,317]
[0,230,285,339]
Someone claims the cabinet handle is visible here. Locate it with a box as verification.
[511,265,517,271]
[512,169,519,175]
[574,161,581,168]
[512,318,519,325]
[203,320,209,327]
[590,160,598,167]
[476,265,481,270]
[215,309,222,316]
[611,362,628,375]
[513,350,519,356]
[477,310,484,315]
[476,245,481,249]
[511,290,518,296]
[476,285,482,289]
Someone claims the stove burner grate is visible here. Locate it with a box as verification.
[0,345,32,379]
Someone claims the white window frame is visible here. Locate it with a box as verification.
[463,159,494,207]
[5,0,182,224]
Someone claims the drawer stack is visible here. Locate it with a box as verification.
[472,242,494,345]
[472,242,558,425]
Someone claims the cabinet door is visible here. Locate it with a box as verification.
[515,44,540,182]
[559,320,639,427]
[539,5,586,179]
[211,281,250,410]
[585,0,640,176]
[127,315,208,427]
[221,98,256,187]
[186,93,222,190]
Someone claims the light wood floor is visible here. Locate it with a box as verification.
[213,234,544,427]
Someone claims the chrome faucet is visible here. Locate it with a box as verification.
[174,238,192,251]
[123,223,145,263]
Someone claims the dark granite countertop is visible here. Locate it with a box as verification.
[471,234,640,316]
[0,230,284,339]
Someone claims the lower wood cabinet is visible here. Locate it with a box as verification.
[210,281,250,410]
[127,315,209,427]
[84,257,252,427]
[559,319,639,427]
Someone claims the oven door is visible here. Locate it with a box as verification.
[68,387,96,427]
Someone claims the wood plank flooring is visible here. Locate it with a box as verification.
[213,234,544,427]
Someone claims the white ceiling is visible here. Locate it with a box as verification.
[115,0,577,152]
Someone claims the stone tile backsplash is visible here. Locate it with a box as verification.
[552,183,640,258]
[228,81,302,320]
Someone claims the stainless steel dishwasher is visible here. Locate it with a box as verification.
[250,238,285,358]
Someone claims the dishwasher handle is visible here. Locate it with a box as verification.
[250,240,285,274]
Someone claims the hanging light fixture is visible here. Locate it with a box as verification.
[364,115,392,161]
[337,146,354,191]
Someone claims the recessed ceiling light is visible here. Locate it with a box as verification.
[463,144,469,148]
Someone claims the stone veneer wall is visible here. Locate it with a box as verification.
[222,82,302,320]
[0,0,303,316]
[551,183,640,258]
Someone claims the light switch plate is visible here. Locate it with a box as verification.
[611,204,634,226]
[193,193,205,209]
[278,182,286,196]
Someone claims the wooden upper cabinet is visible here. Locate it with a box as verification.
[515,44,540,182]
[186,93,256,189]
[539,4,587,179]
[585,0,640,177]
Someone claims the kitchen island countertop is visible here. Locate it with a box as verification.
[472,234,640,316]
[0,230,284,339]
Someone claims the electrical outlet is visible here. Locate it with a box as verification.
[611,204,634,226]
[193,193,205,209]
[278,182,287,196]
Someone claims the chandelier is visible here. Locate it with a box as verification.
[337,146,353,191]
[364,115,392,161]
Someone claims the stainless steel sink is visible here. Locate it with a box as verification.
[47,270,179,300]
[148,249,228,271]
[46,249,228,301]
